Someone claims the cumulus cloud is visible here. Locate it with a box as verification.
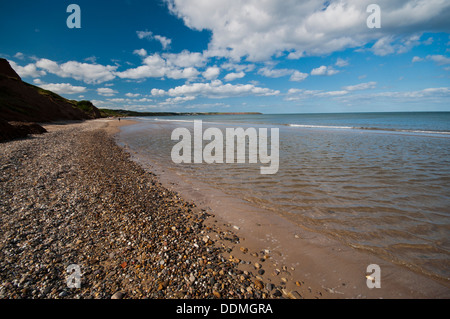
[154,35,172,50]
[9,60,46,78]
[310,65,339,76]
[202,66,220,80]
[125,93,141,97]
[34,58,117,84]
[133,49,148,57]
[136,30,172,49]
[97,87,118,96]
[165,0,450,61]
[151,79,279,99]
[258,67,293,78]
[224,71,245,81]
[256,66,309,82]
[14,52,25,60]
[38,82,87,95]
[163,50,206,68]
[116,51,203,80]
[289,71,309,82]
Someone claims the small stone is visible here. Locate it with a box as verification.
[295,281,301,287]
[288,291,303,299]
[258,269,265,275]
[254,280,264,289]
[240,247,248,253]
[111,291,124,299]
[266,283,275,291]
[272,289,282,297]
[254,262,262,269]
[213,290,221,298]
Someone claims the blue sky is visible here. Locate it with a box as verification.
[1,0,449,113]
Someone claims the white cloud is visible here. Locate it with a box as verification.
[151,80,279,98]
[221,62,255,72]
[343,81,377,91]
[97,87,118,96]
[84,56,97,63]
[285,88,348,100]
[125,93,141,97]
[161,96,196,104]
[427,54,450,65]
[412,56,423,62]
[137,30,153,39]
[202,66,220,80]
[335,58,349,67]
[258,67,292,78]
[310,65,339,76]
[154,35,172,50]
[35,58,117,84]
[133,49,148,57]
[166,67,200,79]
[38,82,87,95]
[224,71,245,81]
[9,60,46,78]
[289,71,309,82]
[163,50,206,68]
[14,52,25,60]
[257,66,308,81]
[116,52,202,80]
[136,30,172,50]
[166,0,450,61]
[373,87,450,99]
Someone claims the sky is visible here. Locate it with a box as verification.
[1,0,449,114]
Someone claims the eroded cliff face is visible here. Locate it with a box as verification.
[0,58,100,123]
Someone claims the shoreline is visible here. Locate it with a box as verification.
[1,118,448,299]
[116,118,450,299]
[0,119,276,299]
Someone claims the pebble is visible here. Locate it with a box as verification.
[254,280,264,290]
[0,121,283,300]
[111,291,124,299]
[288,291,303,299]
[272,289,282,297]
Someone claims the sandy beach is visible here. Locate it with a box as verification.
[1,118,449,299]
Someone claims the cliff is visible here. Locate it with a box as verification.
[0,58,101,141]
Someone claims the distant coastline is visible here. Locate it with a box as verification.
[99,109,263,117]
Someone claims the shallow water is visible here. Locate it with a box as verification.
[118,112,450,282]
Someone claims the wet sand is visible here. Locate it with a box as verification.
[117,119,450,299]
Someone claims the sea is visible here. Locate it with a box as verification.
[117,112,450,282]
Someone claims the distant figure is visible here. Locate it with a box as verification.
[118,117,121,121]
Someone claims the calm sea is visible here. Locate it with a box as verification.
[117,112,450,282]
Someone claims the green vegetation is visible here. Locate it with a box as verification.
[73,100,100,118]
